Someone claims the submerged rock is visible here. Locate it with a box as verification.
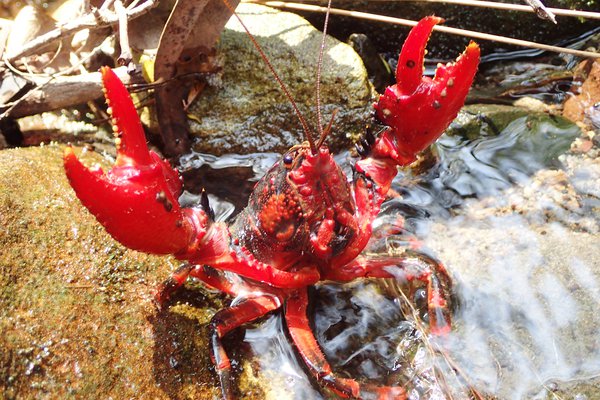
[187,3,373,155]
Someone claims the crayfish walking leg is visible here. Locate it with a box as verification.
[288,253,452,399]
[209,295,282,399]
[286,289,409,399]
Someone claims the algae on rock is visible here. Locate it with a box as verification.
[0,146,226,399]
[186,3,373,155]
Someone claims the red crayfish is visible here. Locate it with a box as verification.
[63,15,479,399]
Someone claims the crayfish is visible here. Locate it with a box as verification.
[63,14,479,399]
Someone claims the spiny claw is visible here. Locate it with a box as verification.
[64,67,201,254]
[374,16,480,165]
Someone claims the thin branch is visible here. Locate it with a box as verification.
[4,0,158,63]
[1,34,132,120]
[0,66,134,119]
[126,0,143,9]
[248,1,600,59]
[521,0,556,23]
[354,0,600,21]
[114,0,133,66]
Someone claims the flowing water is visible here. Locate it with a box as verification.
[178,96,600,398]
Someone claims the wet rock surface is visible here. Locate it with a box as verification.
[187,3,373,155]
[0,146,264,399]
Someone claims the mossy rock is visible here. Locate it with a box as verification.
[0,146,237,399]
[187,3,373,155]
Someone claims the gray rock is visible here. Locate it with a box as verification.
[187,3,373,155]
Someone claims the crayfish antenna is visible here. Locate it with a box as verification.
[316,109,338,149]
[220,0,317,153]
[314,0,333,146]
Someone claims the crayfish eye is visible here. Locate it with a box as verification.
[283,154,294,166]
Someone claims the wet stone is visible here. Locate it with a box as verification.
[0,145,229,399]
[186,3,374,155]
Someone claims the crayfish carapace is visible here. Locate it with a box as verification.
[64,14,480,400]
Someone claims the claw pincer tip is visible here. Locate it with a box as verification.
[100,67,153,166]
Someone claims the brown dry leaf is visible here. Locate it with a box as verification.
[563,60,600,129]
[129,0,176,54]
[0,1,24,19]
[183,81,207,112]
[6,4,72,74]
[154,0,239,157]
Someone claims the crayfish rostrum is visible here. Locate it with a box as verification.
[64,15,479,399]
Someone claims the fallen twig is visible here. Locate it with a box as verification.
[248,1,600,59]
[521,0,556,23]
[115,0,133,67]
[0,66,134,119]
[369,0,600,20]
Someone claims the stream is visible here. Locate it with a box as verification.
[175,56,600,398]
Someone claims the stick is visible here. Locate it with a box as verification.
[249,1,600,59]
[521,0,556,23]
[0,67,134,119]
[114,0,133,66]
[295,0,600,20]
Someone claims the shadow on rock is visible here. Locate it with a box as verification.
[149,284,255,399]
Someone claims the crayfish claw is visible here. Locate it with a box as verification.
[101,66,153,167]
[64,145,193,254]
[64,67,204,256]
[372,16,480,166]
